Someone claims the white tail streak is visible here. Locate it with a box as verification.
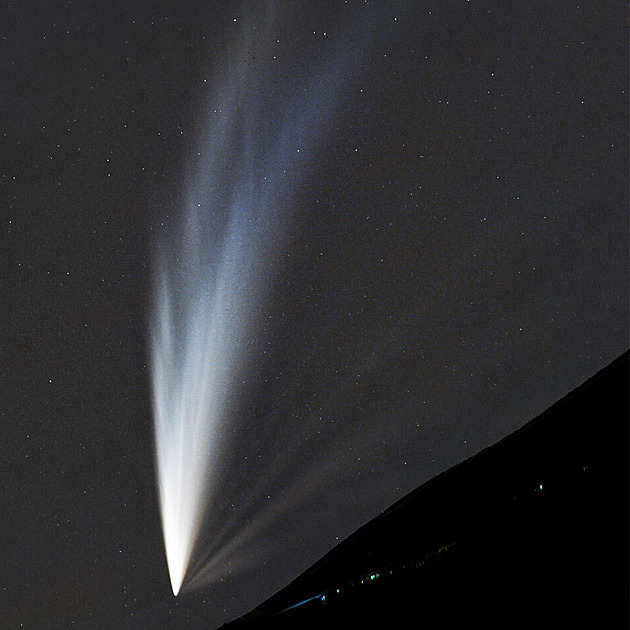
[150,8,371,595]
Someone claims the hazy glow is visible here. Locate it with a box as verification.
[150,12,369,595]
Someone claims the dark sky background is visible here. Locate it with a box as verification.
[1,1,627,628]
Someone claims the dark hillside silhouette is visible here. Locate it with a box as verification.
[223,351,629,629]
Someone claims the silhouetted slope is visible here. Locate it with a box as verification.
[223,352,629,629]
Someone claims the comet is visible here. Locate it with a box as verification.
[149,9,373,596]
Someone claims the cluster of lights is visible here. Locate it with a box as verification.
[279,542,457,615]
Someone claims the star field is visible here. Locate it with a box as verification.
[1,1,627,628]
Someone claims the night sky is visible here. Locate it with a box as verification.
[1,1,628,628]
